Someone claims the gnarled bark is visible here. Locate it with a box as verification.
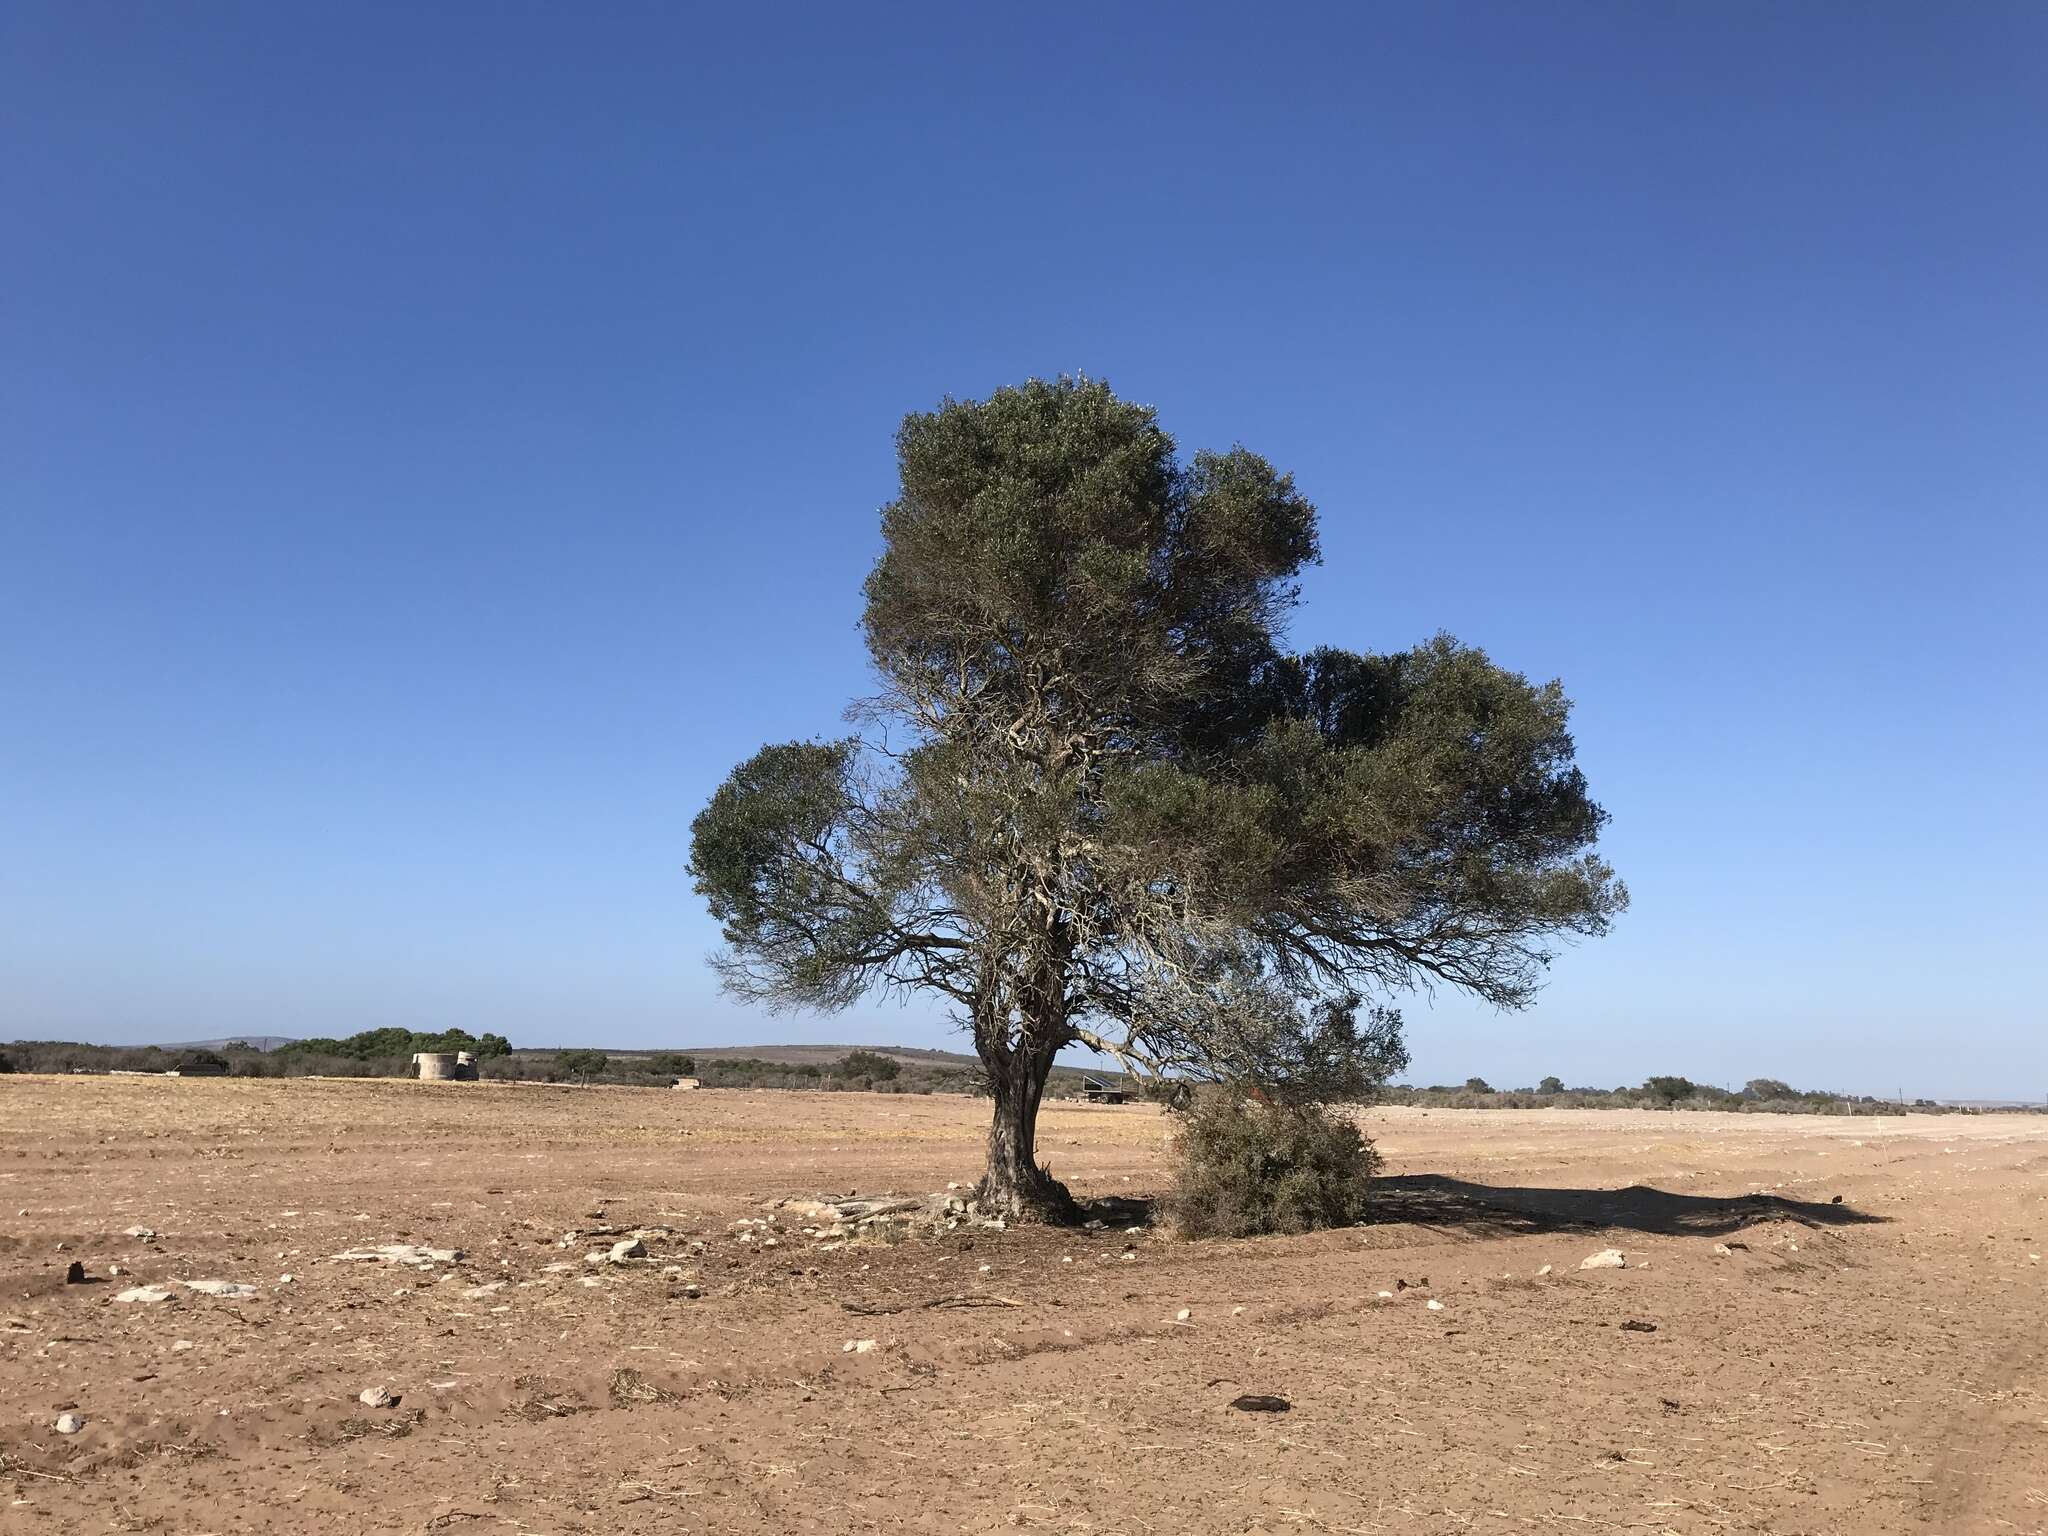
[975,1037,1078,1222]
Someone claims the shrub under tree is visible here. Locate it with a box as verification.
[1167,1088,1382,1239]
[690,377,1624,1220]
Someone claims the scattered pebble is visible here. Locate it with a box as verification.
[1175,1308,1192,1321]
[1580,1249,1626,1270]
[53,1413,84,1435]
[1426,1299,1445,1311]
[843,1338,878,1354]
[358,1386,397,1409]
[115,1286,175,1305]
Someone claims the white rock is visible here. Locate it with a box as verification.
[171,1340,195,1351]
[1580,1249,1626,1270]
[115,1285,175,1304]
[123,1226,156,1240]
[1537,1264,1553,1276]
[357,1386,396,1408]
[330,1244,462,1266]
[108,1265,125,1277]
[53,1413,84,1435]
[181,1279,258,1298]
[843,1338,879,1354]
[276,1274,295,1284]
[462,1281,507,1299]
[1175,1308,1191,1321]
[1377,1290,1394,1299]
[1426,1299,1445,1311]
[609,1237,647,1262]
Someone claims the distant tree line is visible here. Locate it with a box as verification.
[1380,1075,2005,1115]
[0,1037,993,1093]
[4,1039,2024,1115]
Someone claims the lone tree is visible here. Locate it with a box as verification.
[690,378,1624,1219]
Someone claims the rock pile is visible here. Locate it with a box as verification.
[755,1190,1010,1247]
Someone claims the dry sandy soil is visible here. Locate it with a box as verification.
[2,1077,2044,1535]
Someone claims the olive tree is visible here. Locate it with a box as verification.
[690,378,1624,1219]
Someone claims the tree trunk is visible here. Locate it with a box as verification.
[976,1040,1079,1222]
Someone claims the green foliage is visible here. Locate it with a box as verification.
[1643,1075,1696,1107]
[690,376,1625,1211]
[556,1049,610,1081]
[1465,1077,1494,1094]
[174,1049,229,1073]
[281,1027,510,1062]
[834,1049,901,1081]
[0,1051,13,1073]
[1538,1075,1565,1094]
[1166,1089,1382,1239]
[645,1053,696,1077]
[1744,1078,1796,1101]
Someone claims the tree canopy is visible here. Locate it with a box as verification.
[691,377,1624,1217]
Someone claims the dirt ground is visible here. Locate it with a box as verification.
[2,1077,2043,1535]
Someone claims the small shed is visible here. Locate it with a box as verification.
[1080,1073,1129,1104]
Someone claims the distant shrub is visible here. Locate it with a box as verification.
[556,1049,610,1081]
[0,1051,13,1073]
[645,1053,696,1077]
[1166,1089,1381,1240]
[1643,1075,1696,1109]
[1538,1075,1564,1095]
[1463,1077,1493,1094]
[834,1050,901,1082]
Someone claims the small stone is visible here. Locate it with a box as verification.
[843,1338,878,1354]
[277,1274,295,1284]
[1175,1308,1191,1321]
[116,1286,175,1304]
[358,1386,397,1408]
[123,1226,156,1240]
[63,1261,86,1285]
[1580,1249,1626,1270]
[108,1265,124,1276]
[53,1413,84,1435]
[608,1238,647,1263]
[1377,1290,1394,1299]
[171,1340,195,1351]
[1426,1299,1445,1311]
[1537,1264,1553,1276]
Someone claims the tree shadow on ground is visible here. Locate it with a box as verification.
[1366,1174,1886,1240]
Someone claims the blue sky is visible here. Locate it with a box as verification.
[3,4,2042,1096]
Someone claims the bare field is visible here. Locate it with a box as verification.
[2,1077,2044,1534]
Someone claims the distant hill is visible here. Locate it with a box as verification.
[158,1035,299,1053]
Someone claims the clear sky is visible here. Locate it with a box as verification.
[3,4,2042,1097]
